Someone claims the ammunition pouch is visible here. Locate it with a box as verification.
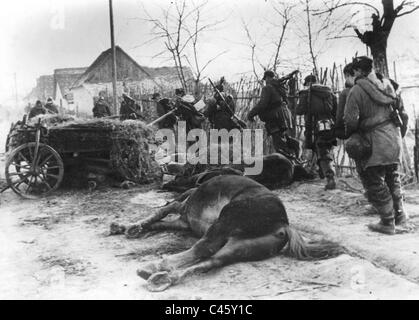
[346,133,372,160]
[345,119,392,161]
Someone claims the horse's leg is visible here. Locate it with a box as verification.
[136,220,230,280]
[125,200,185,238]
[146,217,190,232]
[146,230,289,292]
[110,199,184,237]
[130,188,196,231]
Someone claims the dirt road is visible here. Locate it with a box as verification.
[1,176,419,300]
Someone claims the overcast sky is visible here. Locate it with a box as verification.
[1,0,419,105]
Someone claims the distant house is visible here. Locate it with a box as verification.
[24,68,86,112]
[25,75,55,103]
[53,67,87,110]
[70,46,194,116]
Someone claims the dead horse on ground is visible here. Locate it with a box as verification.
[117,175,343,291]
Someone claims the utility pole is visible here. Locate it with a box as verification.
[109,0,118,114]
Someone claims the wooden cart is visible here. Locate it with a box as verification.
[4,116,112,199]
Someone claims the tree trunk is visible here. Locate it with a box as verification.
[369,34,389,77]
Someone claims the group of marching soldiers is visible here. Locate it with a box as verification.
[28,97,60,119]
[92,93,144,121]
[248,57,409,236]
[151,84,241,133]
[150,56,409,236]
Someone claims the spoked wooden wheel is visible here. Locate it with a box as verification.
[5,142,64,199]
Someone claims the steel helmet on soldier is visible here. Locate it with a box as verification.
[262,70,275,80]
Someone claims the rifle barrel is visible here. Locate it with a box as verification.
[147,109,176,127]
[208,78,246,129]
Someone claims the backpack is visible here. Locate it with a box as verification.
[270,79,288,102]
[310,85,336,120]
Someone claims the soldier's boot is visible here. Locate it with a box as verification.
[323,166,336,190]
[325,175,336,190]
[367,203,395,235]
[286,136,301,160]
[394,199,408,226]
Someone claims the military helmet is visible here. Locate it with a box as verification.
[352,56,373,73]
[151,92,161,100]
[262,70,275,80]
[303,74,317,86]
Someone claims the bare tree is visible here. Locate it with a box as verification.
[143,0,224,91]
[291,0,335,78]
[241,1,295,79]
[182,3,227,95]
[313,0,419,77]
[242,19,262,80]
[270,2,295,72]
[304,0,318,76]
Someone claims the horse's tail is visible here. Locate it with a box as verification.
[283,226,344,260]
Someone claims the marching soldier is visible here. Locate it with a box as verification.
[28,100,46,119]
[120,93,144,121]
[172,88,204,132]
[92,96,111,118]
[45,97,59,114]
[247,70,298,158]
[204,77,239,131]
[297,74,338,190]
[152,92,177,130]
[344,56,408,235]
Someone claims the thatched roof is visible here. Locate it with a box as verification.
[71,46,193,89]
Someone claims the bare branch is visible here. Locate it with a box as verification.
[397,5,419,17]
[305,0,318,76]
[241,18,259,80]
[200,50,229,74]
[312,1,380,16]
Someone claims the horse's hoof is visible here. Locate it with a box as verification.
[88,180,97,192]
[137,261,160,280]
[109,222,126,235]
[146,271,173,292]
[125,225,143,239]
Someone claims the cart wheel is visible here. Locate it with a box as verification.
[5,142,64,199]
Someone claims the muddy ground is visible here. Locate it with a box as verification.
[1,165,419,299]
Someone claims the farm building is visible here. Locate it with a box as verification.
[70,46,194,116]
[53,67,87,112]
[24,68,87,112]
